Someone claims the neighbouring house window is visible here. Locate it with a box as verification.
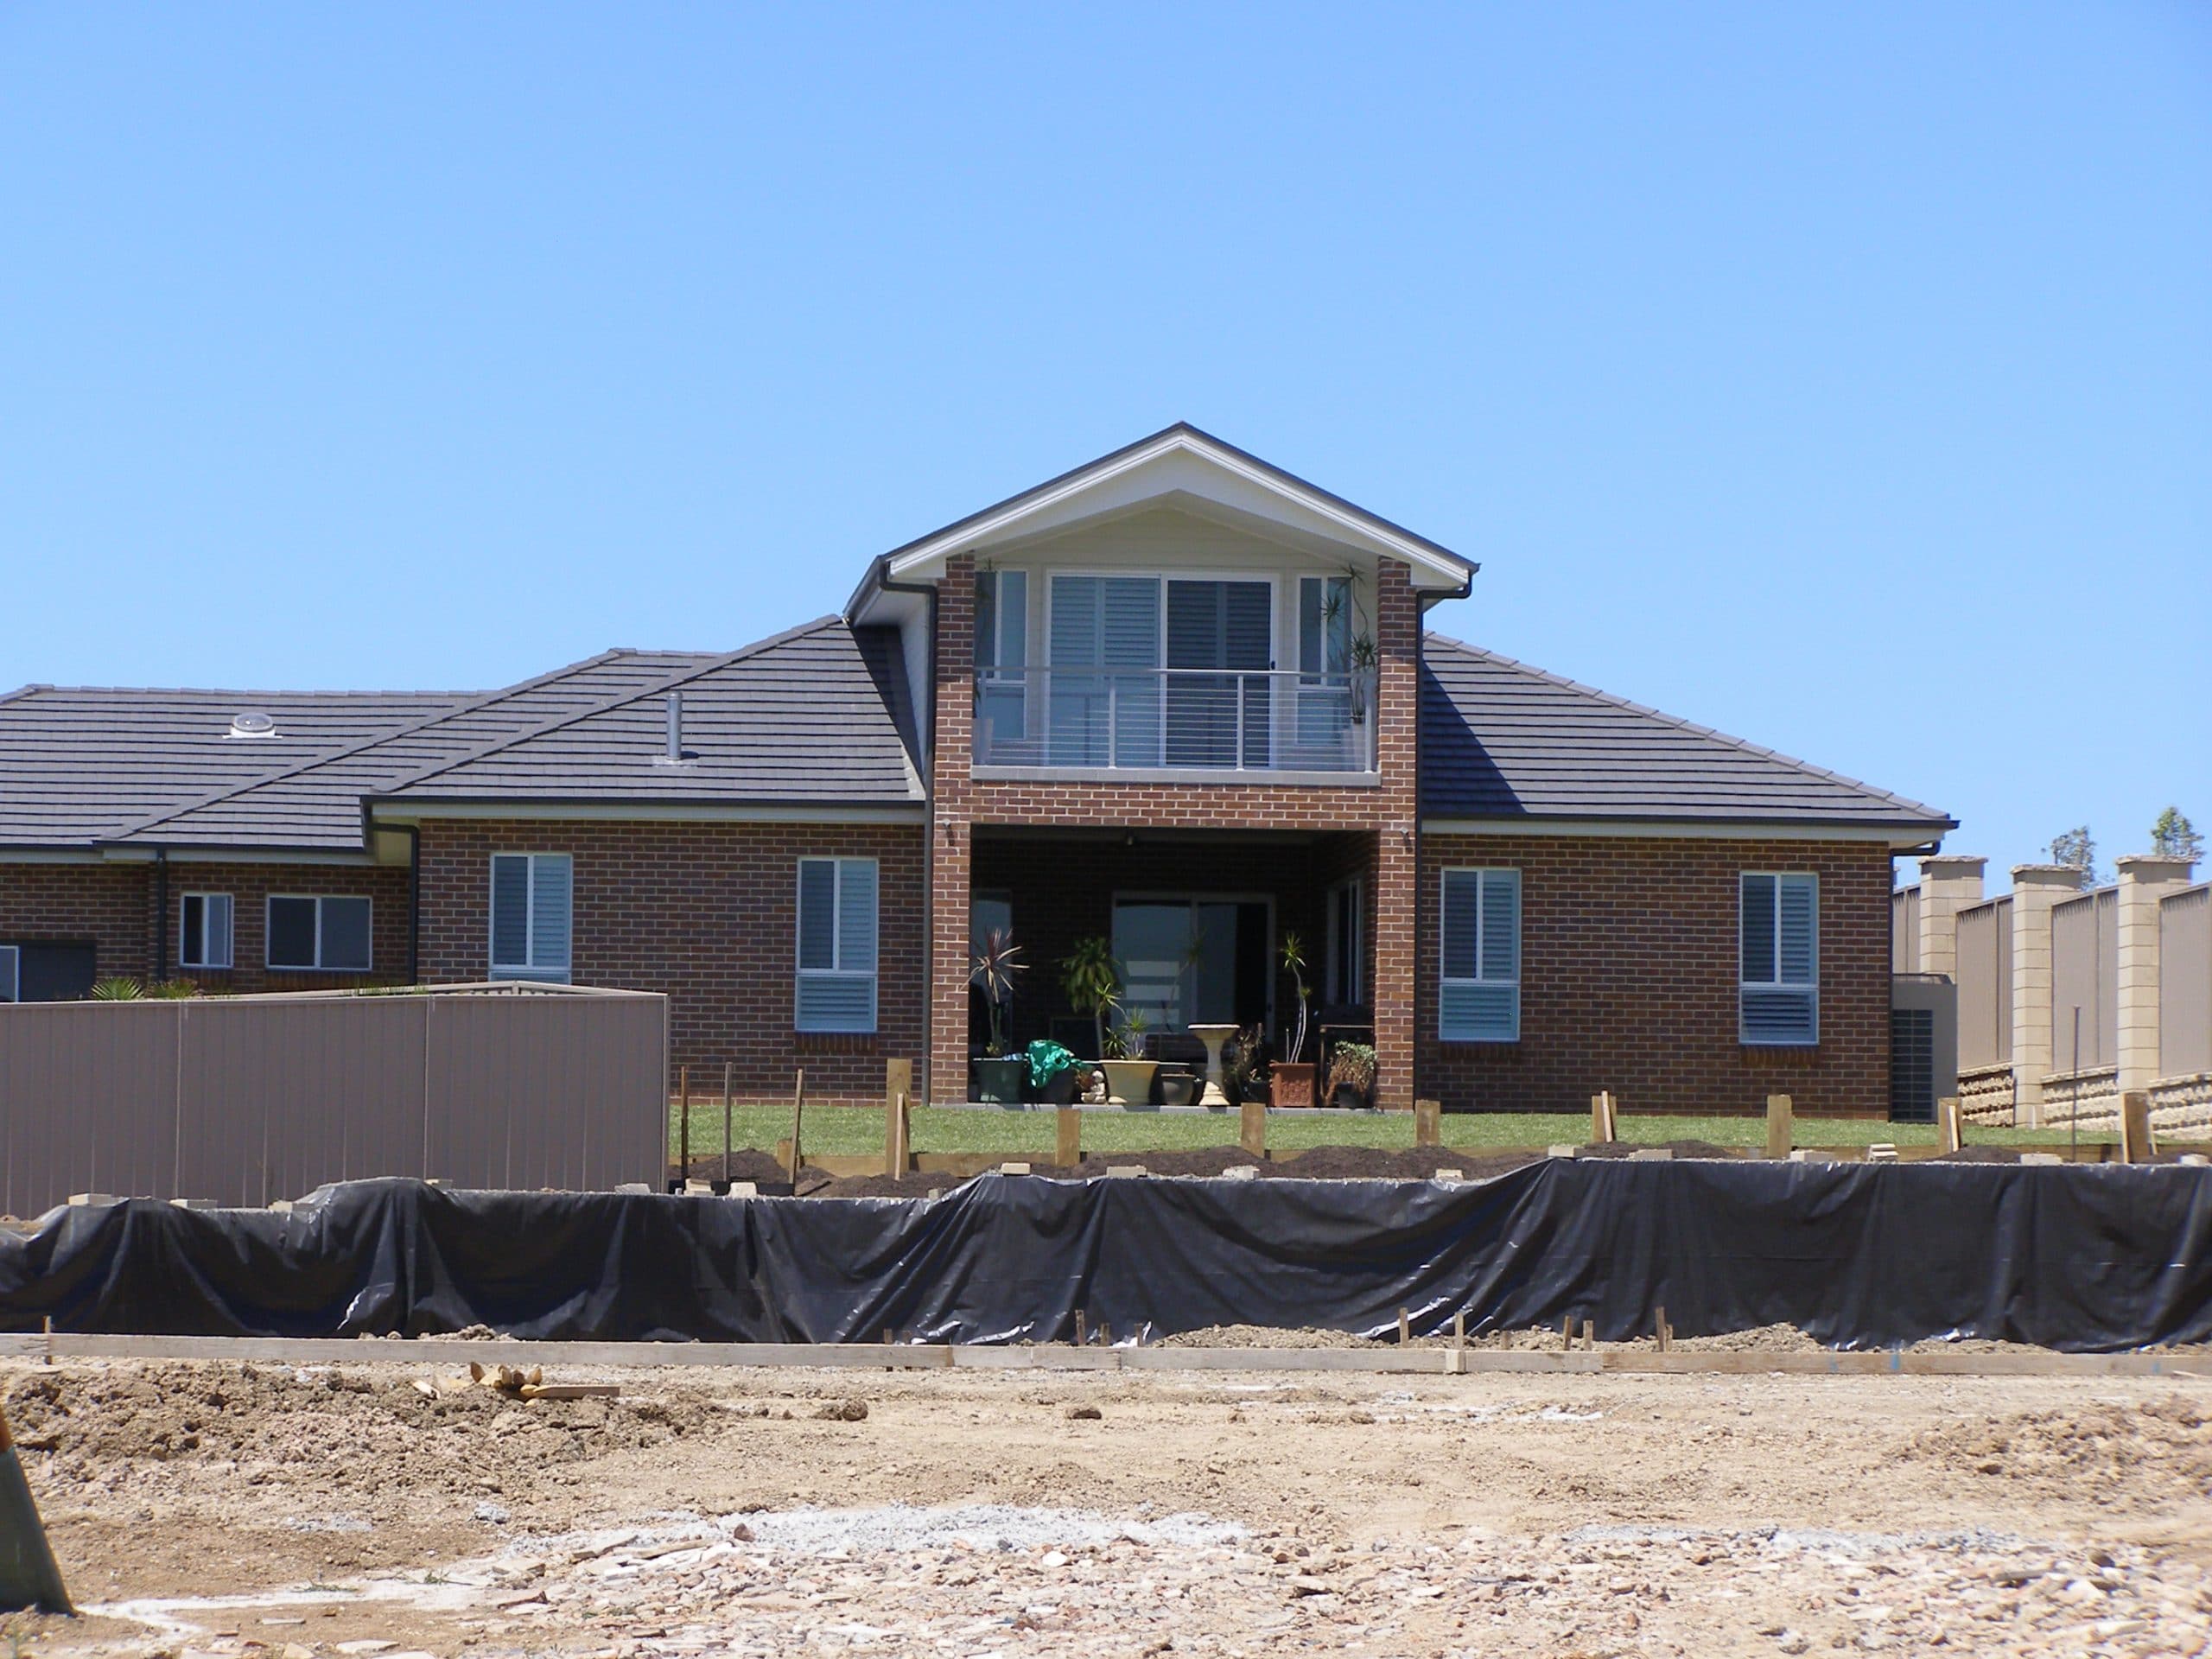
[798,856,878,1033]
[266,895,373,972]
[490,854,574,982]
[1325,878,1363,1005]
[1741,873,1819,1045]
[0,945,16,1002]
[1439,868,1520,1041]
[180,893,234,969]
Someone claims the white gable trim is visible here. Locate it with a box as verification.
[882,428,1473,592]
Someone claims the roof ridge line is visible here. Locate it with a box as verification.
[104,650,645,842]
[365,617,847,801]
[1421,631,1948,819]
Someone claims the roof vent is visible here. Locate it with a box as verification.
[226,711,276,741]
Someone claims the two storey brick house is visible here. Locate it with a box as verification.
[0,426,1953,1114]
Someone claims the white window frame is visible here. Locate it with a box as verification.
[488,853,574,983]
[265,893,374,973]
[0,944,17,1002]
[1740,871,1819,1046]
[796,855,879,1034]
[1438,867,1521,1043]
[1325,876,1363,1005]
[179,893,235,970]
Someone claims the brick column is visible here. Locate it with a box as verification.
[2117,855,2196,1095]
[1370,562,1420,1110]
[928,554,978,1104]
[1916,855,1986,982]
[2009,864,2087,1125]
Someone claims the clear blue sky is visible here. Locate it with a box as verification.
[3,6,2206,885]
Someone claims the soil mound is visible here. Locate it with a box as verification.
[1907,1395,2212,1507]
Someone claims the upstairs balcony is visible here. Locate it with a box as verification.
[971,666,1378,780]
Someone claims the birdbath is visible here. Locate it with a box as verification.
[1187,1023,1240,1109]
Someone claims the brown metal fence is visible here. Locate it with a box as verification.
[1955,896,2011,1071]
[0,983,666,1216]
[1891,886,1921,974]
[2162,885,2210,1079]
[2050,887,2118,1073]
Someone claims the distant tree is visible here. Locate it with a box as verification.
[2151,806,2204,863]
[2046,825,2105,887]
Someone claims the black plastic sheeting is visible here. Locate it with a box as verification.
[3,1162,2209,1353]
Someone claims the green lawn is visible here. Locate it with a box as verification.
[670,1100,2085,1160]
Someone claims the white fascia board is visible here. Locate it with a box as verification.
[0,848,108,863]
[1421,817,1944,849]
[370,802,925,826]
[97,845,381,866]
[885,432,1471,591]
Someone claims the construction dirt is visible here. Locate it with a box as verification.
[3,1356,2209,1656]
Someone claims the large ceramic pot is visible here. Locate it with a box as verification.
[972,1057,1027,1104]
[1270,1062,1316,1109]
[1157,1069,1198,1107]
[1101,1059,1159,1107]
[1036,1068,1081,1106]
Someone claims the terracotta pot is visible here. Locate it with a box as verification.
[1270,1062,1315,1109]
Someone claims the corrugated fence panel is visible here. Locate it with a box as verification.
[2163,886,2210,1079]
[2050,888,2118,1073]
[1892,887,1920,974]
[3,988,665,1216]
[1956,899,2007,1071]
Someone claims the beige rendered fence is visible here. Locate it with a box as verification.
[2163,885,2210,1080]
[0,982,666,1216]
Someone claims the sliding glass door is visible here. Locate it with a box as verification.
[1112,897,1271,1033]
[1046,575,1274,768]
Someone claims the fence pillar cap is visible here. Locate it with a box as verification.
[2115,855,2196,885]
[2011,864,2090,891]
[1920,854,1986,878]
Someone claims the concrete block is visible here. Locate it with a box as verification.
[999,1162,1033,1176]
[1104,1165,1147,1179]
[1627,1147,1673,1161]
[2022,1152,2064,1166]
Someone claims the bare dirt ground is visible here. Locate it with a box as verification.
[3,1357,2209,1658]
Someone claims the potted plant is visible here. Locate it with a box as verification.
[1325,1041,1377,1110]
[1156,1067,1198,1106]
[969,927,1028,1104]
[1270,932,1316,1108]
[1101,1009,1158,1107]
[1026,1038,1082,1106]
[1059,936,1122,1064]
[1224,1023,1268,1107]
[1348,632,1378,724]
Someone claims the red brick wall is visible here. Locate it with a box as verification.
[0,858,408,995]
[165,862,411,994]
[929,556,1422,1104]
[1416,835,1894,1117]
[414,818,926,1103]
[0,861,149,982]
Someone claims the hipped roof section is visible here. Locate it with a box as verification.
[1419,633,1954,837]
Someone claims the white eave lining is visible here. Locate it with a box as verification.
[883,431,1471,591]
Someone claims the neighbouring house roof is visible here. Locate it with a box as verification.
[108,649,725,853]
[0,684,472,849]
[370,619,923,815]
[1419,634,1954,838]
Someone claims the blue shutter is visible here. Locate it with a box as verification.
[798,859,836,971]
[207,893,234,969]
[1440,869,1519,1042]
[1741,874,1777,984]
[1742,873,1817,1044]
[1777,875,1815,986]
[797,857,878,1033]
[837,859,878,976]
[1479,870,1519,982]
[531,855,573,975]
[1441,870,1481,979]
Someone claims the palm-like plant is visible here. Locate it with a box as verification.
[968,928,1026,1058]
[1279,931,1312,1064]
[1059,936,1121,1061]
[87,976,143,1001]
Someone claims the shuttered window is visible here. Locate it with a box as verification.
[180,893,234,969]
[1439,868,1520,1042]
[1741,872,1818,1045]
[797,856,878,1033]
[267,895,373,972]
[489,854,574,982]
[0,945,16,1002]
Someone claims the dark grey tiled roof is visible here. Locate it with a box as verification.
[0,684,470,849]
[375,620,923,809]
[113,650,722,851]
[1419,634,1952,830]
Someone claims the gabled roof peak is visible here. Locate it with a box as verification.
[850,424,1476,620]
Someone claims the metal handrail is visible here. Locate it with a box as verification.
[972,665,1376,772]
